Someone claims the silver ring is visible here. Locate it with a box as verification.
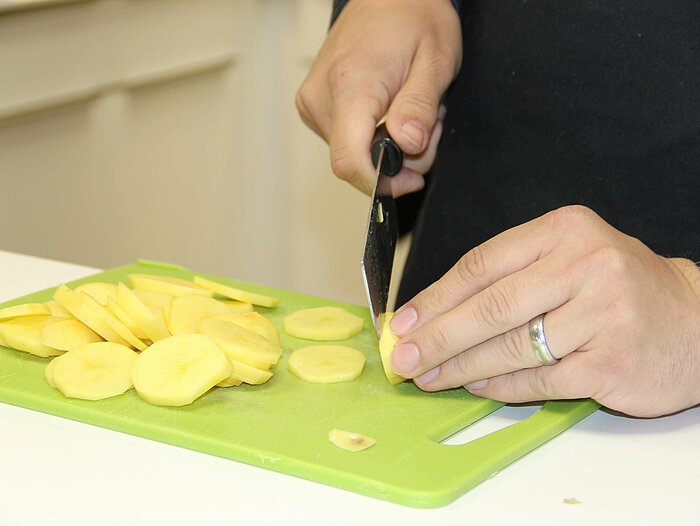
[529,314,560,366]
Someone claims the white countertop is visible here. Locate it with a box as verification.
[0,249,698,525]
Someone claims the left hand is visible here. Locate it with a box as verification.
[389,205,700,418]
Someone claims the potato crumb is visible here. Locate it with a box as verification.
[563,497,582,505]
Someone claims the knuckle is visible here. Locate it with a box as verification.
[451,351,473,382]
[499,327,529,367]
[396,89,438,120]
[455,245,489,284]
[583,245,633,284]
[420,323,452,357]
[330,146,357,182]
[530,366,552,398]
[546,204,600,232]
[475,284,517,328]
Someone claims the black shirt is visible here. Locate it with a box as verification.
[332,1,700,306]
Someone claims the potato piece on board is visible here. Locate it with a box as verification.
[116,283,169,342]
[51,342,138,400]
[328,429,376,452]
[132,334,231,406]
[132,289,173,309]
[54,284,131,347]
[221,300,254,313]
[224,359,273,386]
[288,345,365,384]
[0,316,64,357]
[107,298,147,340]
[45,300,74,319]
[0,303,51,321]
[198,318,281,369]
[283,306,364,341]
[193,276,278,308]
[41,319,103,351]
[128,274,212,298]
[210,311,279,345]
[167,295,237,335]
[44,358,58,388]
[378,313,405,385]
[80,293,147,351]
[74,283,117,306]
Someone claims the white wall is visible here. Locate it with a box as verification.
[0,0,376,304]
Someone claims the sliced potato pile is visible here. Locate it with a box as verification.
[288,345,365,384]
[0,273,283,406]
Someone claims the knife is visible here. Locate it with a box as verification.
[361,123,404,339]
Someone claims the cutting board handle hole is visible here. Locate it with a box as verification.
[440,403,543,446]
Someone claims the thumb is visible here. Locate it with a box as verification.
[385,47,455,155]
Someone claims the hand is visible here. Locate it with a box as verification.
[296,0,462,196]
[389,205,700,418]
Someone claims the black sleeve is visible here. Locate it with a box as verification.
[331,0,462,25]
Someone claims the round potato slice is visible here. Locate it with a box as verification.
[288,345,365,384]
[283,306,364,341]
[40,318,103,352]
[51,342,138,400]
[132,334,231,406]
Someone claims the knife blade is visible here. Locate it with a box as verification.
[361,123,404,339]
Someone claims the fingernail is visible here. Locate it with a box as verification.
[466,379,488,391]
[400,121,425,151]
[390,307,417,335]
[416,366,440,385]
[392,342,420,375]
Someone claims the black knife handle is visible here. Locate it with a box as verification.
[371,123,404,177]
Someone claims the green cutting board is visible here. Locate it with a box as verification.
[0,260,598,508]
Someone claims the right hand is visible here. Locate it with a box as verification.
[296,0,462,196]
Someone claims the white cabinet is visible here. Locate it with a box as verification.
[0,0,373,304]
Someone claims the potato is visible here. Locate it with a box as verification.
[225,359,273,385]
[210,311,279,345]
[0,303,51,321]
[128,274,212,298]
[328,429,376,452]
[50,342,138,400]
[40,319,103,352]
[287,345,365,384]
[193,276,278,308]
[167,294,236,335]
[0,315,64,357]
[116,283,169,342]
[132,289,173,309]
[79,293,147,351]
[132,334,231,406]
[378,314,405,385]
[198,318,281,370]
[283,306,364,341]
[73,283,117,306]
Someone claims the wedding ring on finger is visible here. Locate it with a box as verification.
[529,313,560,366]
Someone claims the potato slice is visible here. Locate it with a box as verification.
[132,289,173,309]
[167,294,234,335]
[40,319,103,351]
[0,316,64,357]
[288,345,365,384]
[54,284,131,347]
[45,300,74,319]
[80,293,147,351]
[216,375,244,388]
[0,303,51,321]
[193,276,278,308]
[198,318,282,369]
[221,300,254,313]
[378,313,405,385]
[328,429,376,452]
[44,358,58,388]
[107,298,147,340]
[51,342,138,400]
[132,334,231,406]
[73,282,117,306]
[226,359,273,385]
[283,306,364,341]
[116,283,169,342]
[128,274,212,298]
[211,311,279,345]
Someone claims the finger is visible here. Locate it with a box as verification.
[402,119,444,176]
[390,212,560,336]
[464,351,600,403]
[329,76,390,195]
[392,256,573,378]
[414,296,596,391]
[385,46,456,155]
